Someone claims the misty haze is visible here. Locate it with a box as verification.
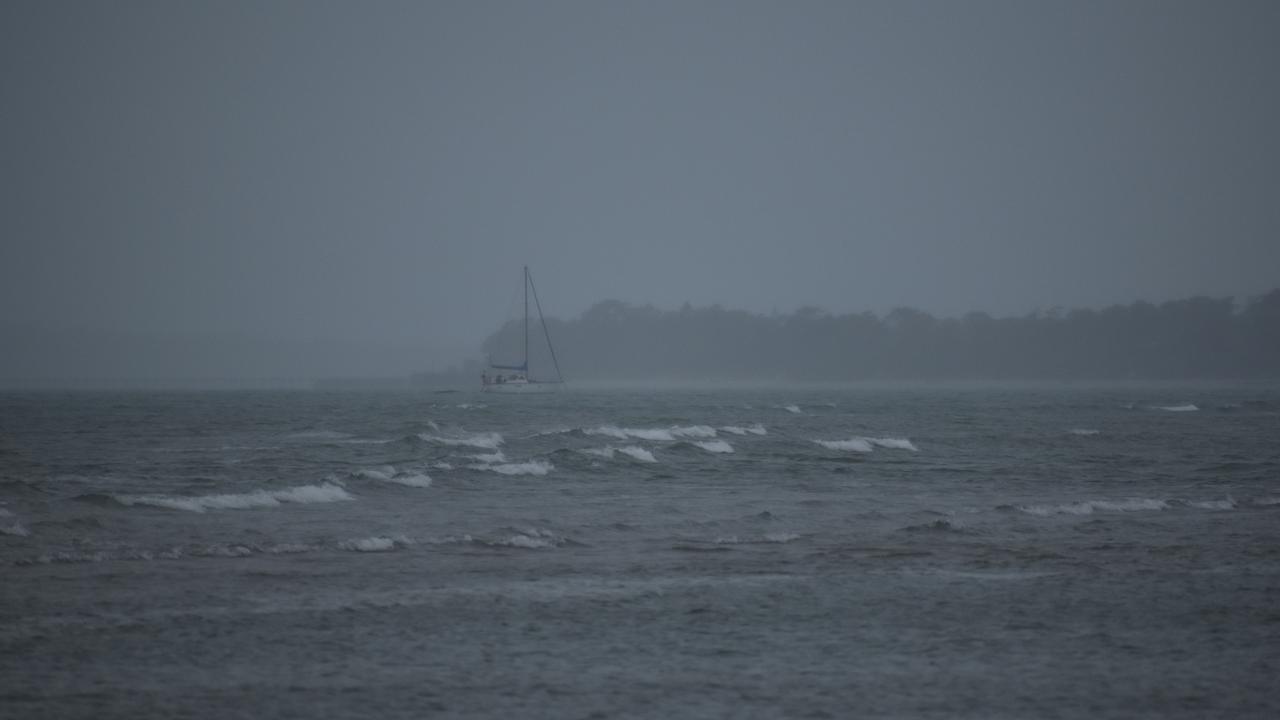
[2,2,1278,719]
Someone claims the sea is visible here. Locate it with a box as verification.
[2,383,1278,719]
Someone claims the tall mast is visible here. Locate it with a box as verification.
[523,265,529,371]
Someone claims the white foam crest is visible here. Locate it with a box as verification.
[582,446,658,463]
[1255,497,1280,507]
[1189,498,1236,510]
[354,466,396,481]
[719,423,767,436]
[617,445,658,462]
[468,460,553,476]
[815,438,873,452]
[115,482,353,513]
[470,452,507,464]
[1156,404,1199,412]
[783,404,802,414]
[1017,498,1169,516]
[497,534,556,549]
[456,403,487,410]
[693,440,734,454]
[866,437,919,451]
[1068,429,1101,436]
[339,535,412,552]
[418,431,504,449]
[585,425,717,441]
[433,462,454,471]
[490,527,563,549]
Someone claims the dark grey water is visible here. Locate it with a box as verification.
[2,385,1279,718]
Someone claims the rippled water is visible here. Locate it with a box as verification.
[2,384,1279,718]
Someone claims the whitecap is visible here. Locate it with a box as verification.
[865,437,918,451]
[114,482,353,513]
[470,452,507,464]
[495,534,556,549]
[418,431,504,449]
[814,436,916,452]
[339,535,411,552]
[468,460,553,476]
[1068,429,1101,436]
[814,438,873,452]
[385,473,432,488]
[1255,497,1280,507]
[617,446,658,462]
[720,424,767,436]
[585,425,716,441]
[783,405,802,414]
[489,527,563,549]
[582,446,658,463]
[692,440,734,454]
[1156,404,1199,412]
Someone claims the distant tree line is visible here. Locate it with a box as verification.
[480,289,1280,380]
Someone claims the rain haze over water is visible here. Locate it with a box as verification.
[2,2,1280,719]
[2,0,1279,385]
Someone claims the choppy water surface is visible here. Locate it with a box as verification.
[2,385,1279,718]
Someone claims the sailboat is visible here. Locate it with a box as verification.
[480,266,565,393]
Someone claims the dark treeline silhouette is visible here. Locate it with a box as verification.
[481,289,1280,381]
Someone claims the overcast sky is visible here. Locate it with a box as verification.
[2,0,1277,367]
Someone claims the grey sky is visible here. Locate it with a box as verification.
[2,0,1277,374]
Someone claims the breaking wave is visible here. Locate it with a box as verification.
[585,425,717,441]
[1156,404,1199,412]
[485,527,566,549]
[783,405,802,414]
[418,431,504,449]
[814,437,917,453]
[1068,429,1101,436]
[582,446,658,463]
[112,482,354,513]
[339,535,412,552]
[692,440,734,454]
[815,438,872,452]
[353,466,433,488]
[468,460,553,476]
[719,424,767,436]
